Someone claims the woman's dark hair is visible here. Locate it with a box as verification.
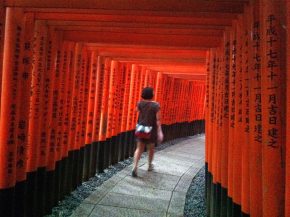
[141,87,154,99]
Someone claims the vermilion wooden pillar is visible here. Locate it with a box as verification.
[0,8,5,107]
[47,36,64,172]
[84,51,97,177]
[241,6,250,216]
[115,62,126,162]
[0,7,24,217]
[207,51,214,163]
[98,57,111,168]
[14,12,34,217]
[120,63,132,159]
[60,42,75,196]
[286,1,290,216]
[261,0,286,216]
[26,19,49,217]
[249,1,263,216]
[205,51,211,214]
[227,22,237,217]
[132,65,142,129]
[220,28,230,217]
[208,49,216,217]
[27,19,48,176]
[215,48,223,190]
[44,28,62,214]
[232,17,243,214]
[125,63,136,156]
[106,60,118,164]
[36,24,54,217]
[66,43,82,192]
[214,48,223,217]
[92,56,106,172]
[79,48,91,182]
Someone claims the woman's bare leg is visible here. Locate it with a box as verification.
[148,143,155,170]
[133,141,145,173]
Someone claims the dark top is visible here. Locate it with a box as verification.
[137,100,160,144]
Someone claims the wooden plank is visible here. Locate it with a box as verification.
[7,0,246,13]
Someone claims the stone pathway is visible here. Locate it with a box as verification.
[70,135,205,217]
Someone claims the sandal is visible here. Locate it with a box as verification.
[132,168,137,177]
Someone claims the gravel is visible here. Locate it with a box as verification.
[45,136,197,217]
[184,166,206,217]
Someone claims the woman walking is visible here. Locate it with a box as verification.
[132,87,162,177]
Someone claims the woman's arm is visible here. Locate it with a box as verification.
[156,110,161,128]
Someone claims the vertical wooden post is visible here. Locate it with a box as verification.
[60,42,75,195]
[227,23,237,217]
[249,1,263,216]
[75,48,89,183]
[220,29,230,217]
[286,1,290,216]
[0,7,24,217]
[261,0,286,216]
[92,56,106,173]
[85,51,97,177]
[0,8,5,108]
[241,6,250,215]
[115,62,126,161]
[106,60,117,164]
[232,17,243,215]
[26,19,48,217]
[80,49,91,181]
[125,64,136,155]
[14,12,34,217]
[98,57,111,168]
[35,22,49,216]
[120,63,132,158]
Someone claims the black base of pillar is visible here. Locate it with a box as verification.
[26,171,38,217]
[118,132,126,162]
[90,141,99,176]
[0,187,15,217]
[78,147,85,186]
[227,197,233,217]
[83,144,91,181]
[111,136,118,165]
[15,181,26,217]
[36,167,47,217]
[72,150,79,189]
[104,139,110,169]
[98,141,106,173]
[220,187,228,217]
[129,130,136,157]
[124,132,130,159]
[60,156,69,196]
[241,212,250,217]
[205,167,244,217]
[232,203,241,217]
[54,161,61,206]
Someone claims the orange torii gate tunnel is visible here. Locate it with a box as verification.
[0,1,289,217]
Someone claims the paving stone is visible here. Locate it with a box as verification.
[118,170,181,191]
[174,179,193,193]
[111,181,172,200]
[160,152,203,164]
[99,192,169,211]
[167,191,187,216]
[151,155,193,167]
[139,161,189,176]
[84,187,109,204]
[70,203,95,217]
[183,166,202,179]
[89,205,167,217]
